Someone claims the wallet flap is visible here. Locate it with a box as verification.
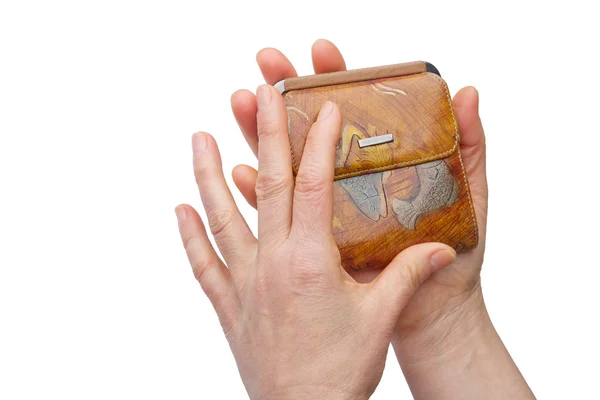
[283,72,458,180]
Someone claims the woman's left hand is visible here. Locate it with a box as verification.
[176,84,456,400]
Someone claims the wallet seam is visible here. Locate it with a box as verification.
[456,146,479,246]
[436,72,479,246]
[331,72,459,181]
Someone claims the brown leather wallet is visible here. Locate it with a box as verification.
[276,61,478,271]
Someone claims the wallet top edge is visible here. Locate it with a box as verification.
[275,61,429,94]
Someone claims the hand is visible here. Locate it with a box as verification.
[229,40,488,346]
[176,86,457,399]
[229,41,536,399]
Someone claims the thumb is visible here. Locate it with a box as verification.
[369,243,456,318]
[453,86,488,238]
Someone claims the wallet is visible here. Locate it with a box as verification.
[276,61,478,271]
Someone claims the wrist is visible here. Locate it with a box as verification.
[256,386,366,400]
[392,282,535,399]
[391,280,488,364]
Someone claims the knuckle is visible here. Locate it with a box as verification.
[194,169,216,194]
[219,309,238,340]
[193,166,209,185]
[193,156,213,180]
[257,115,280,139]
[182,236,220,285]
[182,234,198,253]
[294,170,330,200]
[207,207,235,238]
[190,254,218,285]
[291,216,322,241]
[288,244,330,285]
[220,317,237,340]
[400,262,422,294]
[291,263,327,287]
[255,173,292,202]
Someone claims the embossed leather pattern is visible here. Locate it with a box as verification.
[283,70,478,271]
[286,73,458,180]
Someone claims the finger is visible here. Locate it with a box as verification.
[192,133,257,270]
[292,101,341,240]
[232,48,299,158]
[453,86,485,150]
[175,204,240,334]
[232,164,258,209]
[311,39,347,74]
[369,243,456,322]
[256,48,298,85]
[231,90,259,156]
[246,42,344,160]
[453,86,488,232]
[255,85,294,243]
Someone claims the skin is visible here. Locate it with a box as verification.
[223,40,535,398]
[176,86,458,399]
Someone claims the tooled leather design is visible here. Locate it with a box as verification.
[333,115,459,227]
[339,173,389,222]
[332,152,477,271]
[338,159,459,229]
[392,160,459,230]
[285,72,478,271]
[284,72,458,181]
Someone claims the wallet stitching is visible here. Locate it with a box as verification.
[333,142,457,180]
[332,72,459,180]
[434,72,479,245]
[456,146,479,246]
[439,73,479,246]
[289,131,298,174]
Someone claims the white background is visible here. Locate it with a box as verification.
[1,1,599,399]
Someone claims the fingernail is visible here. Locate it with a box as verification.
[257,85,271,108]
[175,205,187,222]
[430,248,456,272]
[317,101,334,121]
[192,133,207,153]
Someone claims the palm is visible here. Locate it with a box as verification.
[230,40,488,335]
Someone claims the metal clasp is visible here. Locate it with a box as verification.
[358,133,394,148]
